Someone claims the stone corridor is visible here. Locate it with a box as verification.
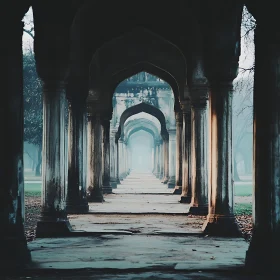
[5,2,280,277]
[15,171,249,277]
[87,171,186,214]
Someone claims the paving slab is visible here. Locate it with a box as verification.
[89,194,188,214]
[6,270,265,279]
[69,214,205,235]
[12,171,254,279]
[26,235,248,272]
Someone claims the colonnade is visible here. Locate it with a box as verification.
[5,2,280,273]
[31,79,241,240]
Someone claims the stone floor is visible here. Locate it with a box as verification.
[6,171,263,279]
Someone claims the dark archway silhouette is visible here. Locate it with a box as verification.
[124,118,160,139]
[116,102,168,141]
[110,63,180,111]
[127,126,156,142]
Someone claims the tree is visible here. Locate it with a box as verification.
[232,5,256,181]
[23,51,43,176]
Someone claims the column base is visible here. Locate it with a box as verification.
[87,195,104,202]
[167,182,175,188]
[202,214,242,237]
[102,185,113,194]
[189,204,208,215]
[87,187,104,202]
[173,186,182,194]
[36,219,73,238]
[116,178,121,184]
[1,237,31,271]
[245,232,280,273]
[66,202,89,214]
[110,181,118,188]
[179,195,191,203]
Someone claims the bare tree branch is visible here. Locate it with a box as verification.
[23,28,34,39]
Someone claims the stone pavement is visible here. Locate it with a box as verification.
[5,171,262,279]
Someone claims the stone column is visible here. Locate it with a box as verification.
[167,130,176,188]
[202,78,240,235]
[87,113,104,202]
[115,139,121,184]
[174,111,183,194]
[245,26,280,271]
[159,141,164,179]
[154,142,159,177]
[156,143,161,178]
[189,88,209,215]
[119,139,124,180]
[36,81,72,236]
[127,146,131,174]
[152,146,155,174]
[123,141,128,177]
[180,100,192,203]
[162,136,169,183]
[101,118,112,194]
[65,98,89,213]
[1,20,30,268]
[110,131,118,188]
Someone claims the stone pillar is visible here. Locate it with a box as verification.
[156,143,161,177]
[245,26,280,271]
[153,142,157,176]
[110,131,118,188]
[162,136,169,183]
[1,20,30,268]
[202,78,240,235]
[159,141,164,179]
[174,111,183,194]
[189,89,208,215]
[123,141,128,177]
[151,146,155,173]
[180,100,192,203]
[101,118,112,194]
[115,139,121,184]
[127,146,132,173]
[167,130,176,188]
[66,98,89,213]
[119,139,124,180]
[154,142,159,177]
[87,113,104,202]
[36,81,72,236]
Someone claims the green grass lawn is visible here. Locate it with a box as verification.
[234,202,252,215]
[234,183,253,196]
[25,182,41,197]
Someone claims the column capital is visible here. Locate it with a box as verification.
[180,99,191,114]
[167,129,176,139]
[101,116,111,129]
[42,80,66,93]
[206,60,239,86]
[189,85,208,109]
[175,111,183,124]
[87,112,101,120]
[110,131,117,139]
[161,132,169,141]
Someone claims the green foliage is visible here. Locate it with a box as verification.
[23,51,43,148]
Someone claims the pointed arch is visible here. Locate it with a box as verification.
[116,102,168,141]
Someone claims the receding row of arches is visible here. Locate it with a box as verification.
[4,0,280,274]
